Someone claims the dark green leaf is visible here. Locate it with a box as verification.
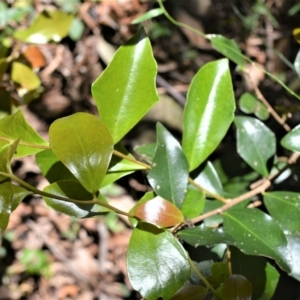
[193,161,224,196]
[35,149,76,183]
[148,123,189,208]
[49,113,113,194]
[0,182,32,231]
[223,208,292,272]
[207,262,230,287]
[0,58,8,79]
[239,93,269,121]
[131,8,164,24]
[132,196,184,228]
[178,224,235,247]
[43,180,110,218]
[92,27,159,143]
[286,234,300,281]
[221,274,252,300]
[0,89,11,119]
[0,110,48,157]
[181,186,205,219]
[170,285,207,300]
[264,192,300,234]
[230,246,280,300]
[234,116,276,177]
[281,123,300,152]
[182,59,235,171]
[208,35,245,68]
[134,142,156,163]
[14,10,73,44]
[127,222,190,300]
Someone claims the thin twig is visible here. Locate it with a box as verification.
[244,71,291,132]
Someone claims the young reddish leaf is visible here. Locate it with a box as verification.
[92,27,159,143]
[23,45,46,68]
[221,275,252,300]
[133,196,184,228]
[127,222,190,300]
[182,59,235,171]
[49,113,113,194]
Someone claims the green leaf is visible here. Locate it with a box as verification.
[131,8,164,24]
[203,200,223,227]
[230,246,280,300]
[11,62,41,91]
[234,116,276,177]
[0,58,8,79]
[207,262,230,287]
[223,208,292,272]
[193,161,224,196]
[264,192,300,234]
[0,182,32,231]
[101,143,146,187]
[178,224,235,247]
[170,285,207,300]
[0,110,48,157]
[49,113,113,194]
[239,93,269,121]
[132,196,184,228]
[134,142,156,163]
[127,222,190,300]
[286,234,300,281]
[68,17,84,41]
[0,89,11,119]
[148,123,189,208]
[182,59,235,171]
[35,149,76,183]
[208,35,245,68]
[181,186,205,219]
[294,49,300,78]
[0,139,19,181]
[43,180,110,218]
[220,274,252,300]
[281,123,300,152]
[14,10,73,44]
[92,27,159,143]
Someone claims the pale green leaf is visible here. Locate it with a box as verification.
[182,59,235,171]
[281,123,300,152]
[92,27,159,143]
[131,8,164,24]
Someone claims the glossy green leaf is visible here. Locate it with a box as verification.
[223,208,292,272]
[133,196,184,228]
[101,143,146,187]
[234,116,275,177]
[11,62,41,91]
[294,49,300,78]
[178,224,235,247]
[230,246,280,300]
[43,180,110,218]
[264,192,300,234]
[92,27,159,143]
[170,285,207,300]
[35,149,76,183]
[181,186,205,219]
[127,222,190,300]
[14,10,73,44]
[208,35,245,68]
[0,139,19,181]
[131,8,164,24]
[207,262,230,287]
[0,110,48,157]
[148,123,189,208]
[49,113,113,194]
[193,161,224,196]
[182,59,235,171]
[286,234,300,281]
[221,275,252,300]
[239,93,269,121]
[0,182,32,231]
[281,123,300,152]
